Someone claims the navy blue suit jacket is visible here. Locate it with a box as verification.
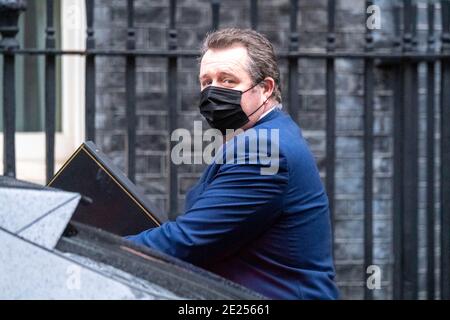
[126,108,339,299]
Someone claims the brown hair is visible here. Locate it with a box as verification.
[200,28,282,102]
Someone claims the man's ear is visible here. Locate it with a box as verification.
[261,77,275,100]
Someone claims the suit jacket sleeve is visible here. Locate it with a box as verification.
[125,151,289,265]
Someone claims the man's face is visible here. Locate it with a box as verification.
[199,45,272,130]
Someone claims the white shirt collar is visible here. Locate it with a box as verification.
[258,103,283,120]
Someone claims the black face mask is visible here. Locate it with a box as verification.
[199,82,268,135]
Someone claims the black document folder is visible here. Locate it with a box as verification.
[48,141,165,236]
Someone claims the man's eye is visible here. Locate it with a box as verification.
[223,79,235,84]
[202,80,212,87]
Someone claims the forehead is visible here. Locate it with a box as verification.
[199,45,250,78]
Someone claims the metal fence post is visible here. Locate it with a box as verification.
[401,0,419,299]
[85,0,96,141]
[288,0,300,124]
[167,0,179,219]
[126,0,136,182]
[426,1,436,300]
[0,0,27,178]
[392,1,404,300]
[363,0,375,301]
[45,0,56,183]
[326,0,336,246]
[440,0,450,301]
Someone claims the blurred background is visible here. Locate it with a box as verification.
[0,0,449,300]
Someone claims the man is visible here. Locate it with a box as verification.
[126,28,339,300]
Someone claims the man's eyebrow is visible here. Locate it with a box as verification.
[218,71,238,78]
[199,70,238,81]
